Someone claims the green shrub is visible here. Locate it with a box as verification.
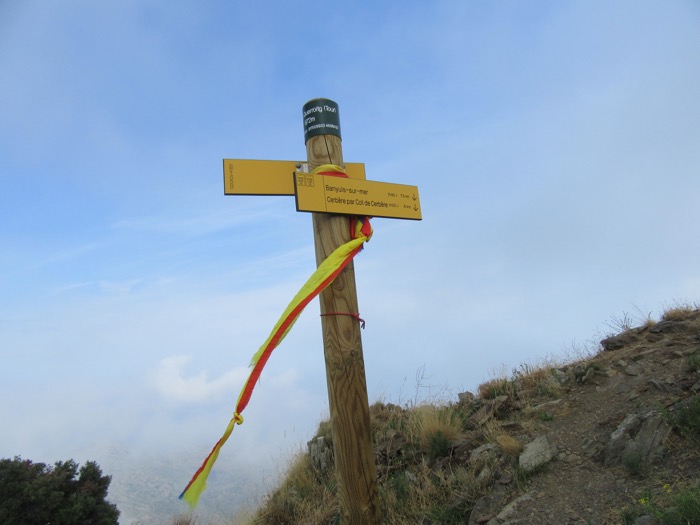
[654,485,700,525]
[0,457,119,525]
[635,484,700,525]
[672,396,700,442]
[689,352,700,374]
[389,472,410,504]
[622,450,647,477]
[539,411,555,421]
[619,506,641,525]
[427,430,451,461]
[426,502,466,524]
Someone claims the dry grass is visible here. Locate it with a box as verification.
[251,399,484,524]
[495,434,523,457]
[513,361,564,401]
[250,361,562,525]
[246,300,700,524]
[379,462,481,524]
[314,418,333,444]
[248,354,566,524]
[477,376,517,399]
[251,452,337,524]
[477,358,564,406]
[369,401,407,434]
[226,509,255,525]
[408,404,465,460]
[171,515,197,525]
[251,356,560,525]
[661,302,699,322]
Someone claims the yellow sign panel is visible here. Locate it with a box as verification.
[223,159,366,195]
[294,173,422,220]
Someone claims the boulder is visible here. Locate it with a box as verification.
[601,330,641,351]
[307,435,333,476]
[603,411,670,467]
[518,435,557,473]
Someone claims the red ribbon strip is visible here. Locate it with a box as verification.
[320,312,366,329]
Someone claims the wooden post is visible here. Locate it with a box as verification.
[303,98,381,524]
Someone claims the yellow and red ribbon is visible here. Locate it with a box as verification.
[179,165,372,507]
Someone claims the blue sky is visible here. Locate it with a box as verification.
[2,1,700,522]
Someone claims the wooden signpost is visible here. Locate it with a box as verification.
[225,98,421,524]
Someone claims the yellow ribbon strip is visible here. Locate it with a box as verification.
[179,165,372,507]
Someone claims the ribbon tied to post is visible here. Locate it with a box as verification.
[179,165,372,507]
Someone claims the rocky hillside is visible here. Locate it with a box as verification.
[250,307,700,525]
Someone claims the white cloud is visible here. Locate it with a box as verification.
[154,355,249,403]
[2,1,700,520]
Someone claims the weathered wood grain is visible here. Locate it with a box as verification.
[306,132,381,524]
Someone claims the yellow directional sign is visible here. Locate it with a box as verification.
[224,159,366,195]
[294,172,422,220]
